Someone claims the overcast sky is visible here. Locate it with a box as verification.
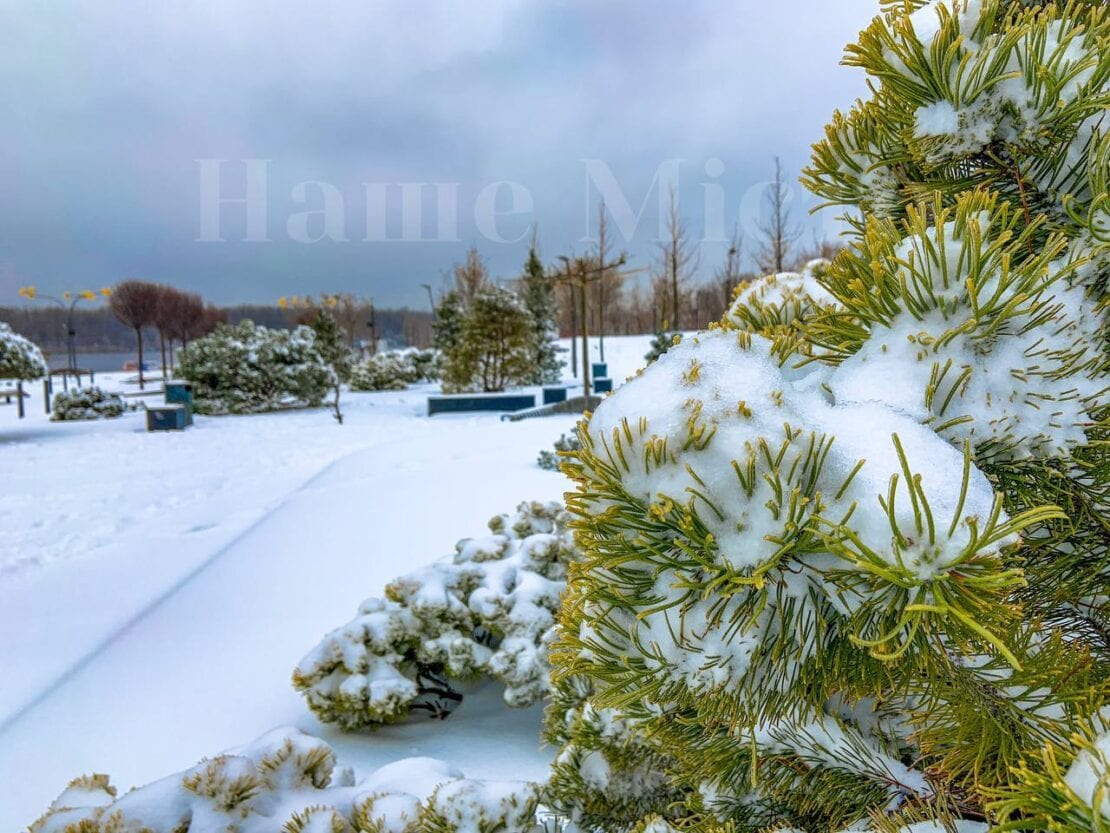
[1,1,880,307]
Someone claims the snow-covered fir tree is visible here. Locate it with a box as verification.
[550,2,1109,831]
[0,322,48,382]
[294,501,574,730]
[520,243,564,385]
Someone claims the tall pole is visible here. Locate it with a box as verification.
[596,202,607,364]
[367,300,378,355]
[579,267,591,399]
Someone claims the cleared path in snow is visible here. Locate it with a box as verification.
[0,411,574,831]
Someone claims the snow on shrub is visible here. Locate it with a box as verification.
[50,387,128,421]
[28,726,539,833]
[178,320,333,415]
[349,350,440,392]
[0,321,48,381]
[350,351,411,391]
[722,259,837,335]
[294,501,574,730]
[543,675,684,833]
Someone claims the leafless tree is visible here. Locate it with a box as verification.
[453,246,490,307]
[756,157,802,275]
[110,280,161,389]
[714,225,746,310]
[152,286,187,379]
[655,186,699,330]
[165,291,205,370]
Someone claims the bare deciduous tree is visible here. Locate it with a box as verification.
[756,157,802,275]
[715,225,746,310]
[453,246,490,307]
[655,186,699,331]
[110,280,161,389]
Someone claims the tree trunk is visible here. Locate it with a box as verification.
[159,331,168,381]
[135,327,145,390]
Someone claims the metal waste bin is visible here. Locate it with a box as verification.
[164,380,194,425]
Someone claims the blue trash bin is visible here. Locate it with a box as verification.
[593,377,613,394]
[164,380,194,426]
[591,362,608,379]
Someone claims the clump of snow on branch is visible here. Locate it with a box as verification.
[28,727,538,833]
[723,260,837,334]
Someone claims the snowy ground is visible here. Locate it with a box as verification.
[0,334,653,831]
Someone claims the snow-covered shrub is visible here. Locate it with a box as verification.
[550,1,1110,829]
[50,387,127,421]
[178,320,333,415]
[294,501,575,730]
[536,434,580,471]
[0,321,48,381]
[28,726,539,833]
[349,350,440,393]
[350,351,412,391]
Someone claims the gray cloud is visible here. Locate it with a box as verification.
[0,0,879,306]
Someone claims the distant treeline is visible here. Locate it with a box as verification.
[0,305,433,353]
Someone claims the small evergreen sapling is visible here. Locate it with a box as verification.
[520,243,564,385]
[537,433,581,471]
[308,308,352,424]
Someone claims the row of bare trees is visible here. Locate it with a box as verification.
[549,167,836,339]
[110,281,224,388]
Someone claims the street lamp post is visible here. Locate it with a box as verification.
[18,287,110,373]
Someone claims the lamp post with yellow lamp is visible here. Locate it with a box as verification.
[18,286,112,373]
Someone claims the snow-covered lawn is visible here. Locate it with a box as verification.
[0,335,653,831]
